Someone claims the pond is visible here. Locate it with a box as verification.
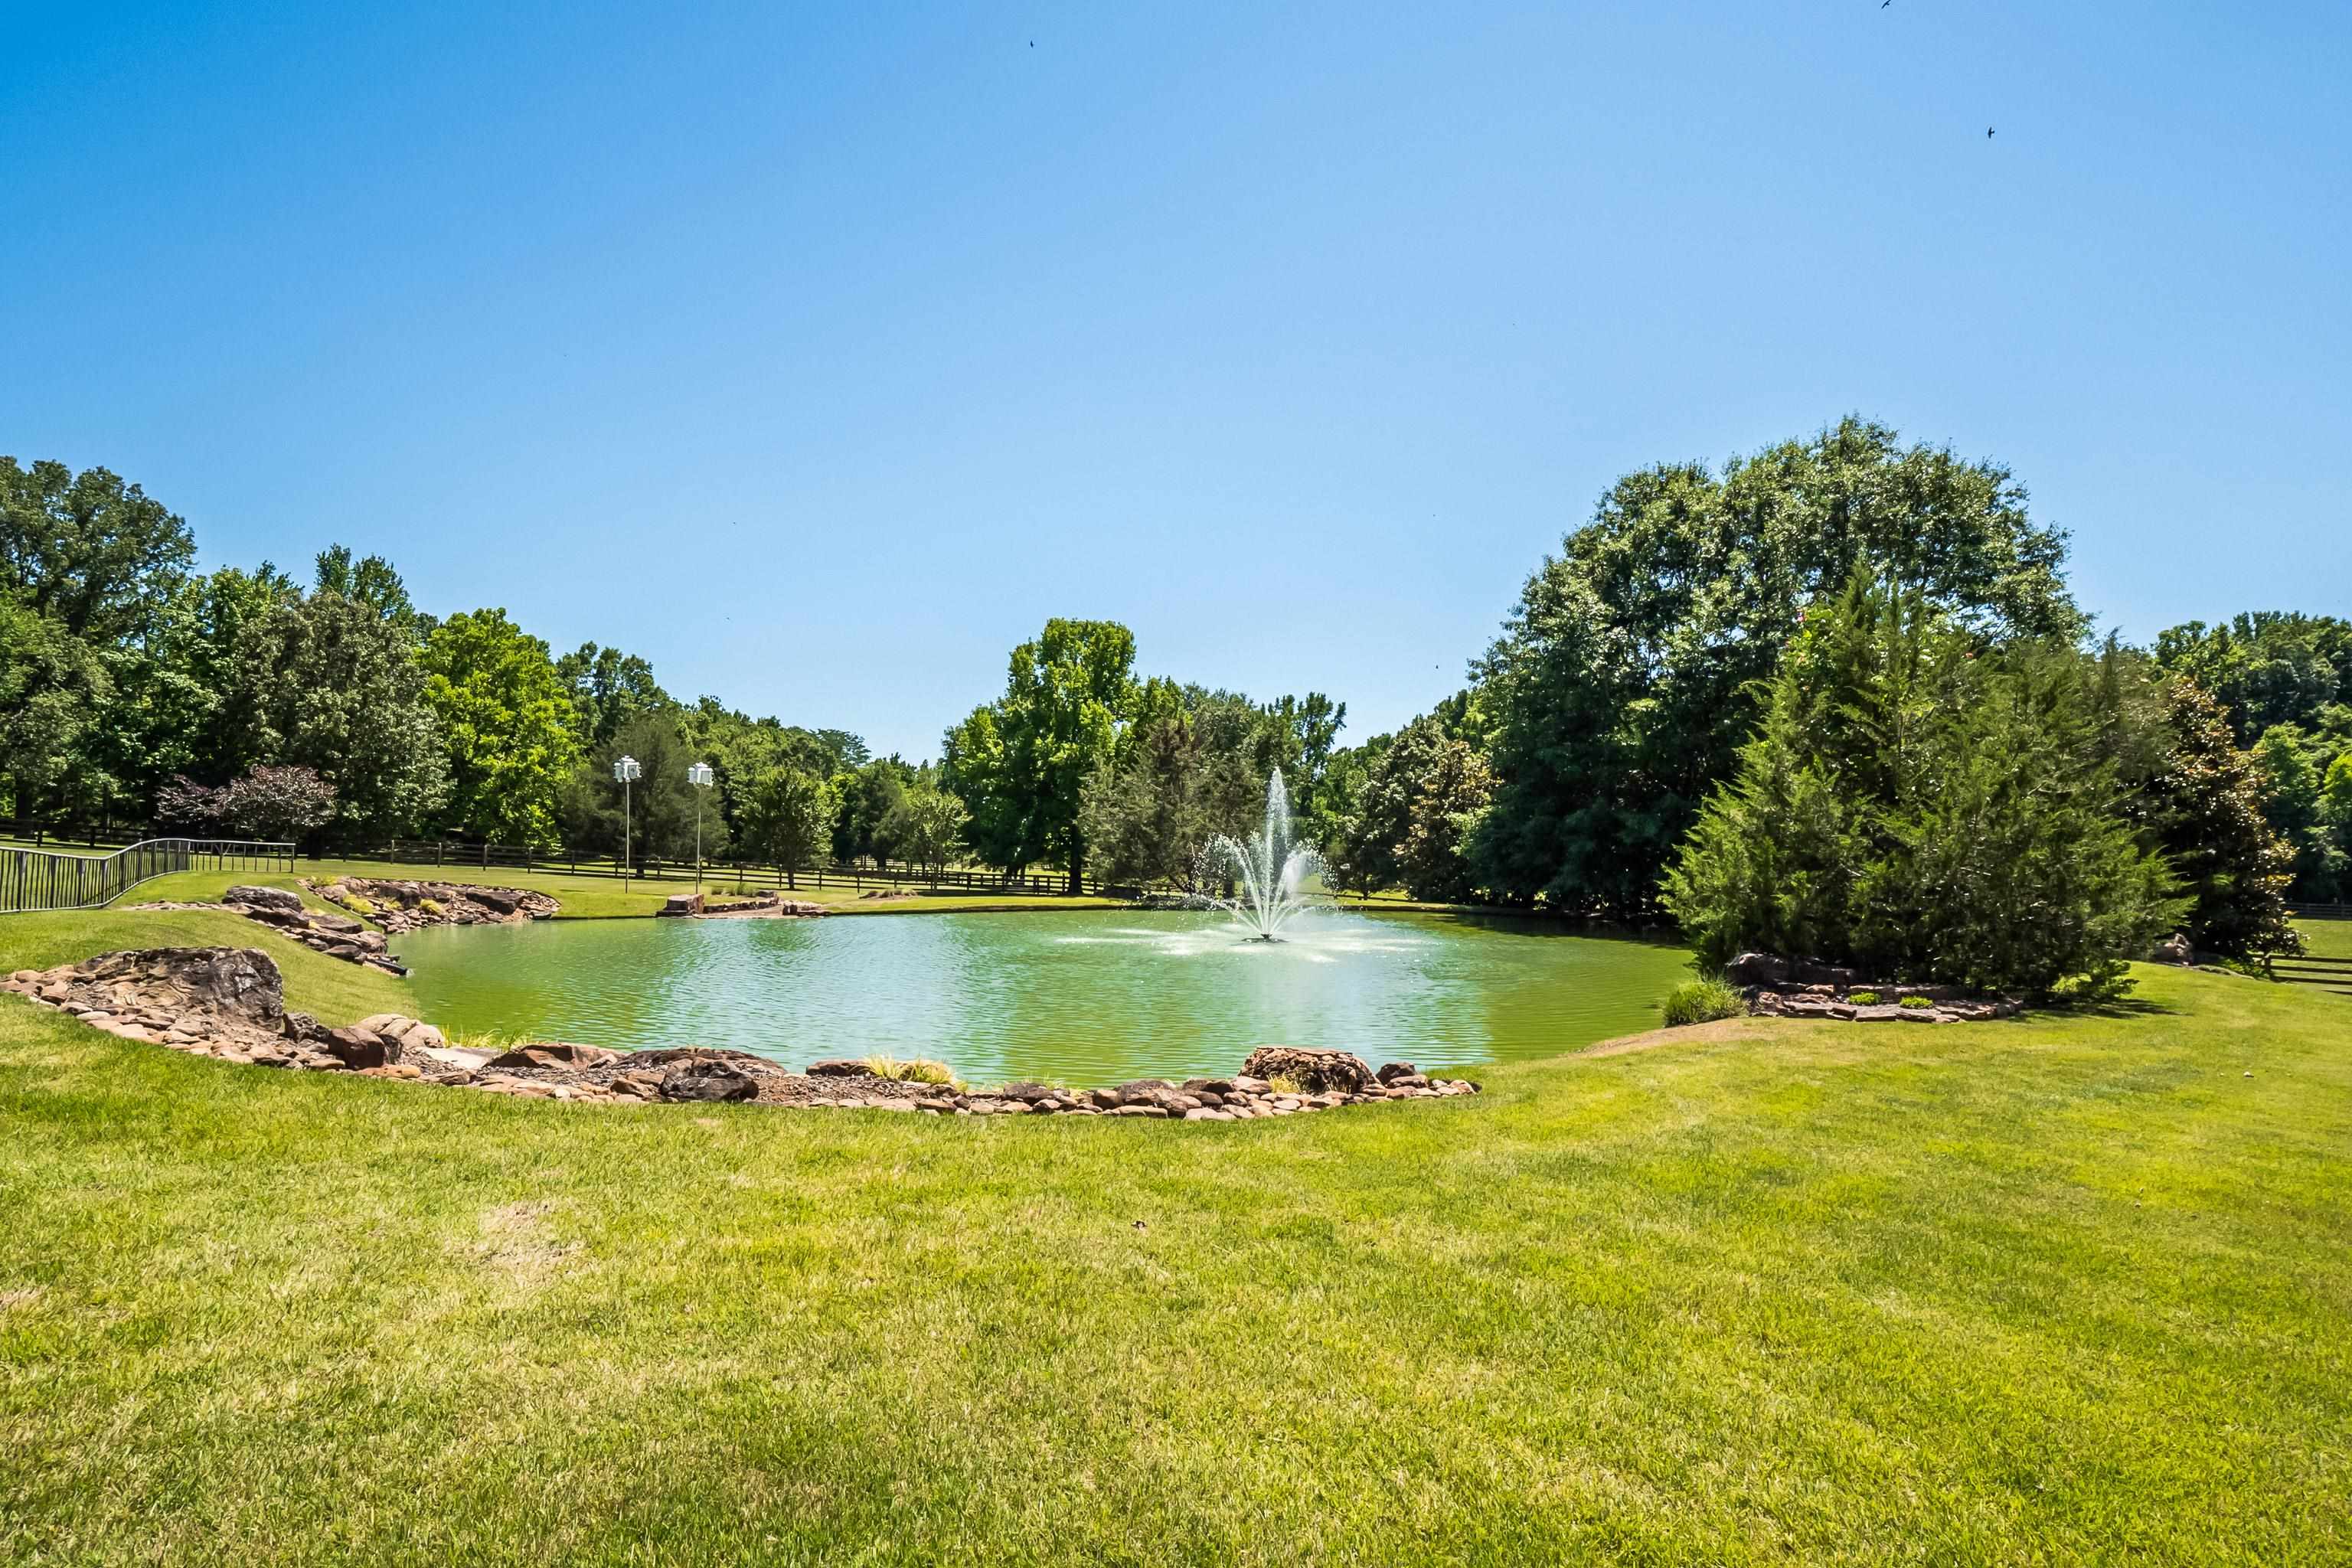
[393,909,1691,1086]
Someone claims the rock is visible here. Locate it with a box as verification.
[659,1060,760,1102]
[322,1025,400,1070]
[1106,1104,1170,1118]
[1375,1062,1420,1086]
[485,1041,619,1072]
[1725,952,1791,986]
[2154,933,2195,966]
[224,884,302,912]
[995,1081,1056,1102]
[1851,1004,1903,1023]
[1237,1047,1376,1096]
[1182,1107,1233,1122]
[807,1059,868,1076]
[658,893,704,917]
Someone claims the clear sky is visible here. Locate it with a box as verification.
[5,2,2346,760]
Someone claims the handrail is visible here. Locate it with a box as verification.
[0,837,296,915]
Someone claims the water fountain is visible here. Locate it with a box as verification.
[1192,769,1332,941]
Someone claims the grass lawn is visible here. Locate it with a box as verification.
[2,907,2347,1565]
[2296,917,2352,959]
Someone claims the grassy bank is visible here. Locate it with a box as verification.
[108,860,1126,920]
[2,940,2347,1563]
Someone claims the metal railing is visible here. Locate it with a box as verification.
[0,838,296,915]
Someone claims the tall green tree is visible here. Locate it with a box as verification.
[880,776,968,884]
[1078,709,1209,888]
[0,458,194,643]
[1475,417,2082,916]
[557,642,672,746]
[943,619,1136,890]
[740,766,835,890]
[1663,570,2180,998]
[422,609,583,848]
[2136,683,2306,956]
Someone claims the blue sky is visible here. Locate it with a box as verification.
[4,1,2346,760]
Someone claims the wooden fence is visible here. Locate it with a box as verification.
[0,838,296,915]
[2272,952,2352,997]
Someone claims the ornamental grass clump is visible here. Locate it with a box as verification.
[1661,978,1746,1027]
[861,1054,956,1086]
[1847,991,1882,1007]
[1899,995,1936,1010]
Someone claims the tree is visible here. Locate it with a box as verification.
[1397,739,1494,903]
[1475,417,2082,916]
[265,571,449,843]
[158,765,338,842]
[0,594,112,829]
[2132,684,2305,958]
[0,458,194,643]
[943,619,1136,890]
[832,756,913,867]
[567,712,714,863]
[2153,613,2352,745]
[1078,709,1209,888]
[1663,570,2180,999]
[2252,724,2344,904]
[881,777,968,884]
[557,642,672,746]
[741,766,835,889]
[422,609,583,848]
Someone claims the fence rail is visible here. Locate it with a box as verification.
[2272,953,2352,997]
[2288,903,2352,922]
[0,838,296,915]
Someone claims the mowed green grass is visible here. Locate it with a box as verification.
[2296,916,2352,959]
[2,923,2347,1566]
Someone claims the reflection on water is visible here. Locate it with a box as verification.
[393,910,1690,1086]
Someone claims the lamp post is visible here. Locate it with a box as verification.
[614,754,641,887]
[687,762,714,890]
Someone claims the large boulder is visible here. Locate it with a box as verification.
[659,1060,761,1102]
[1725,952,1790,987]
[151,947,286,1022]
[224,885,303,913]
[1238,1047,1375,1095]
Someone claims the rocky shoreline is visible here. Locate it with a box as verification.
[124,885,409,975]
[4,946,1481,1119]
[308,877,560,933]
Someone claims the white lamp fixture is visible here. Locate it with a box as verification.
[614,755,642,886]
[687,763,714,890]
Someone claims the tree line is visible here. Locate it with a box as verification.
[0,456,936,878]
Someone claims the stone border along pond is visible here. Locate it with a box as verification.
[1726,952,2027,1023]
[4,947,1482,1119]
[122,880,563,978]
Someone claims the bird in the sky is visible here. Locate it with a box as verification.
[1988,126,1995,138]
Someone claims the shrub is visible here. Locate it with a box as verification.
[1266,1074,1305,1096]
[342,893,377,916]
[900,1058,954,1086]
[1899,995,1935,1009]
[1661,978,1746,1027]
[418,898,444,917]
[1847,991,1882,1006]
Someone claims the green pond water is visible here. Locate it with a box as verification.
[393,909,1691,1086]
